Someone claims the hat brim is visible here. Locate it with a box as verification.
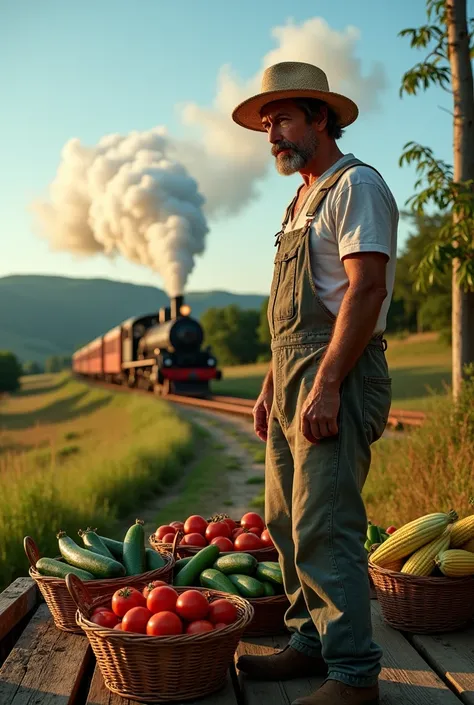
[232,88,359,132]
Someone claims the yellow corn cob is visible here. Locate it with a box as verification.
[369,510,458,567]
[400,527,451,576]
[450,514,474,547]
[461,537,474,553]
[435,549,474,577]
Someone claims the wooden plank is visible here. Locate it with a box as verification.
[407,626,474,705]
[0,577,38,642]
[86,663,239,705]
[0,603,92,705]
[371,601,461,704]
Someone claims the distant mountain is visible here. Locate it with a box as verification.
[0,275,266,363]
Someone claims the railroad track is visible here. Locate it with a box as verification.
[78,377,425,428]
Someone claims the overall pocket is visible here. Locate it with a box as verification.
[271,243,300,322]
[363,376,392,445]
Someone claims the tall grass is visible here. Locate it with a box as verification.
[0,380,194,590]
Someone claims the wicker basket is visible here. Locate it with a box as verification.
[244,593,290,637]
[368,557,474,633]
[150,525,278,562]
[66,573,254,702]
[24,536,175,633]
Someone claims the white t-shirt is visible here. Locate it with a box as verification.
[283,153,399,334]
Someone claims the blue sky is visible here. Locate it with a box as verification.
[1,0,470,297]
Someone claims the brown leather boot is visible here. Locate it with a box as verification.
[292,678,379,704]
[236,645,328,681]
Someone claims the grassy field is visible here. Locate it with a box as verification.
[0,374,194,591]
[212,332,451,410]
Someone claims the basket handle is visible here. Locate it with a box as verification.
[171,530,183,558]
[24,536,41,569]
[66,574,93,613]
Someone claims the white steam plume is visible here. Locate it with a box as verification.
[32,128,207,297]
[33,17,387,290]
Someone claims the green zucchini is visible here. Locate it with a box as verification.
[174,556,193,574]
[367,524,382,545]
[228,574,265,598]
[98,535,124,560]
[255,561,283,586]
[213,552,258,576]
[174,545,220,587]
[57,531,125,578]
[145,548,165,571]
[262,581,276,596]
[36,557,95,581]
[199,568,240,595]
[79,528,115,559]
[123,519,145,576]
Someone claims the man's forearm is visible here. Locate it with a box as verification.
[315,284,387,388]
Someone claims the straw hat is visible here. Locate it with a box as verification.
[232,61,359,132]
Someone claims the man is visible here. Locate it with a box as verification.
[232,62,398,705]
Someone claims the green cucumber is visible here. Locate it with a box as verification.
[79,528,115,559]
[98,535,124,560]
[57,531,125,578]
[199,568,240,595]
[262,581,276,596]
[36,557,95,581]
[174,556,193,574]
[228,574,265,598]
[364,538,372,552]
[213,552,258,576]
[123,519,145,576]
[255,561,283,586]
[174,545,220,587]
[145,548,165,571]
[367,524,382,545]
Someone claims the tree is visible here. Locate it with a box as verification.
[0,351,22,393]
[22,361,43,375]
[44,355,62,373]
[257,298,272,361]
[201,305,262,366]
[398,0,474,398]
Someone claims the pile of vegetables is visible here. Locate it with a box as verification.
[34,520,165,580]
[155,512,274,552]
[90,584,239,636]
[365,521,397,552]
[369,506,474,577]
[173,544,284,599]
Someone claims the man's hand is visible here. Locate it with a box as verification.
[253,386,273,442]
[300,380,340,443]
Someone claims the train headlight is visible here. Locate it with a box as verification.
[207,358,216,367]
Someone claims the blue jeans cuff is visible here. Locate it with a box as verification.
[289,633,322,658]
[328,672,379,688]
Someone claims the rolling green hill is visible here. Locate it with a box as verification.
[0,275,266,363]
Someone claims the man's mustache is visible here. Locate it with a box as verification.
[271,141,299,157]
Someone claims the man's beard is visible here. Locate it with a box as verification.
[271,133,319,175]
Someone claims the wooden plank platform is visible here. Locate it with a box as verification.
[0,581,472,705]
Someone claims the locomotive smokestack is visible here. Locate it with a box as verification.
[171,295,184,320]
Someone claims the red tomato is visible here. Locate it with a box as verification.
[260,529,274,548]
[90,610,119,628]
[222,518,236,532]
[161,532,178,544]
[112,587,146,617]
[113,622,123,630]
[205,521,231,542]
[147,585,179,614]
[248,526,263,536]
[91,606,112,617]
[122,606,153,634]
[241,512,265,532]
[208,599,237,625]
[146,611,183,636]
[184,515,208,536]
[210,536,234,552]
[214,622,228,630]
[142,580,168,599]
[232,527,244,540]
[186,620,214,634]
[183,532,208,547]
[234,532,264,551]
[170,521,185,532]
[155,525,177,540]
[176,590,210,621]
[386,526,397,534]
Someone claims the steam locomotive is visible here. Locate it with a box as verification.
[72,295,222,397]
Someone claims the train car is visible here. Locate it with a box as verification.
[88,336,104,376]
[103,325,123,381]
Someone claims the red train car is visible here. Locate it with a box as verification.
[103,326,123,378]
